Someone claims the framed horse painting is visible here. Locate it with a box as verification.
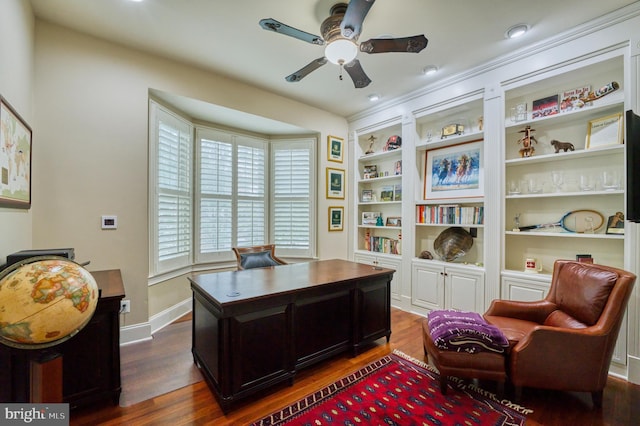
[424,140,484,200]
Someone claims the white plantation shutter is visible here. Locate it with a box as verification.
[198,132,233,255]
[196,130,268,262]
[150,102,193,274]
[237,141,266,246]
[272,139,315,258]
[151,105,316,274]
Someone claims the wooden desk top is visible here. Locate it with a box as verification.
[90,269,125,300]
[189,259,394,306]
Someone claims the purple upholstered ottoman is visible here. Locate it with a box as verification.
[421,310,508,395]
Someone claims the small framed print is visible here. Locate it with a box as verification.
[361,189,373,202]
[362,211,381,225]
[386,217,402,227]
[328,206,344,231]
[586,113,623,149]
[328,135,343,163]
[326,168,345,199]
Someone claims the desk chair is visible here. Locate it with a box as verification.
[232,244,287,270]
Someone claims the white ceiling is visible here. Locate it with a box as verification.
[29,0,637,132]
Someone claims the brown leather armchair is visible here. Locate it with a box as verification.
[484,260,636,407]
[232,244,287,270]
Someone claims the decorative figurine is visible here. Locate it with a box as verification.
[376,215,384,226]
[550,139,575,153]
[365,135,376,154]
[477,116,484,131]
[364,230,371,251]
[579,81,619,103]
[517,125,538,157]
[513,213,521,232]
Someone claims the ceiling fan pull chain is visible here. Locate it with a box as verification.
[339,61,344,81]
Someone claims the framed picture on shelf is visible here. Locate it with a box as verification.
[326,168,345,199]
[361,189,373,202]
[386,217,401,227]
[532,94,559,119]
[586,113,623,149]
[394,160,402,175]
[380,186,394,201]
[0,96,32,209]
[363,164,378,179]
[393,184,402,201]
[328,206,344,231]
[362,211,381,225]
[424,140,483,200]
[605,212,625,235]
[328,135,343,162]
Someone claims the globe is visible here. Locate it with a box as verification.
[0,256,99,349]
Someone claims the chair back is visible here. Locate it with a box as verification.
[232,244,287,270]
[546,260,636,331]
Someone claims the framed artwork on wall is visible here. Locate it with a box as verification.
[0,96,32,209]
[328,135,343,163]
[424,140,483,200]
[328,206,344,231]
[326,168,345,199]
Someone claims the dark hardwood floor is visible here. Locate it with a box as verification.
[70,308,640,425]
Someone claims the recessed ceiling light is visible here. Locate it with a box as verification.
[368,94,380,102]
[422,66,438,75]
[505,24,529,39]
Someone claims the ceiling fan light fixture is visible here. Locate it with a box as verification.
[325,38,358,65]
[505,24,529,39]
[368,94,380,102]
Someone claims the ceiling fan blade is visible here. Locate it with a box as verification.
[344,59,372,88]
[259,18,325,45]
[360,35,428,54]
[341,0,376,40]
[285,57,328,82]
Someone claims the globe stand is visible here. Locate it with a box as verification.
[30,350,63,403]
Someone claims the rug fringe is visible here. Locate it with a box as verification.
[391,349,533,416]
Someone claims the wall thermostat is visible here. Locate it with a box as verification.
[101,215,118,229]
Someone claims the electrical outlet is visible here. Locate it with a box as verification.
[120,300,131,314]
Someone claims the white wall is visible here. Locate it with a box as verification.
[0,0,34,262]
[32,21,348,330]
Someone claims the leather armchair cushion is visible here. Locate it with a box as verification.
[554,263,617,325]
[239,251,281,269]
[483,315,537,349]
[543,310,587,329]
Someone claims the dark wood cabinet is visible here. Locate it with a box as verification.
[189,259,393,412]
[0,269,125,408]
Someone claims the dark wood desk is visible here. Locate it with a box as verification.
[0,269,125,408]
[189,259,394,412]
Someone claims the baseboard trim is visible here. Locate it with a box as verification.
[119,298,192,346]
[628,355,640,384]
[149,297,192,335]
[120,322,152,346]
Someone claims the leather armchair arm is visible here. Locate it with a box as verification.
[510,325,609,391]
[484,299,557,324]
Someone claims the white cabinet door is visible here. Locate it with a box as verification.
[411,262,444,311]
[446,266,485,312]
[354,253,402,302]
[501,275,550,301]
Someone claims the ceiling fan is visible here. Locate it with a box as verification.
[259,0,428,88]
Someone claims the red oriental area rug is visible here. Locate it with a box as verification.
[251,350,532,426]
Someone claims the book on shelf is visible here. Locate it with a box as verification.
[416,204,484,225]
[364,234,401,255]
